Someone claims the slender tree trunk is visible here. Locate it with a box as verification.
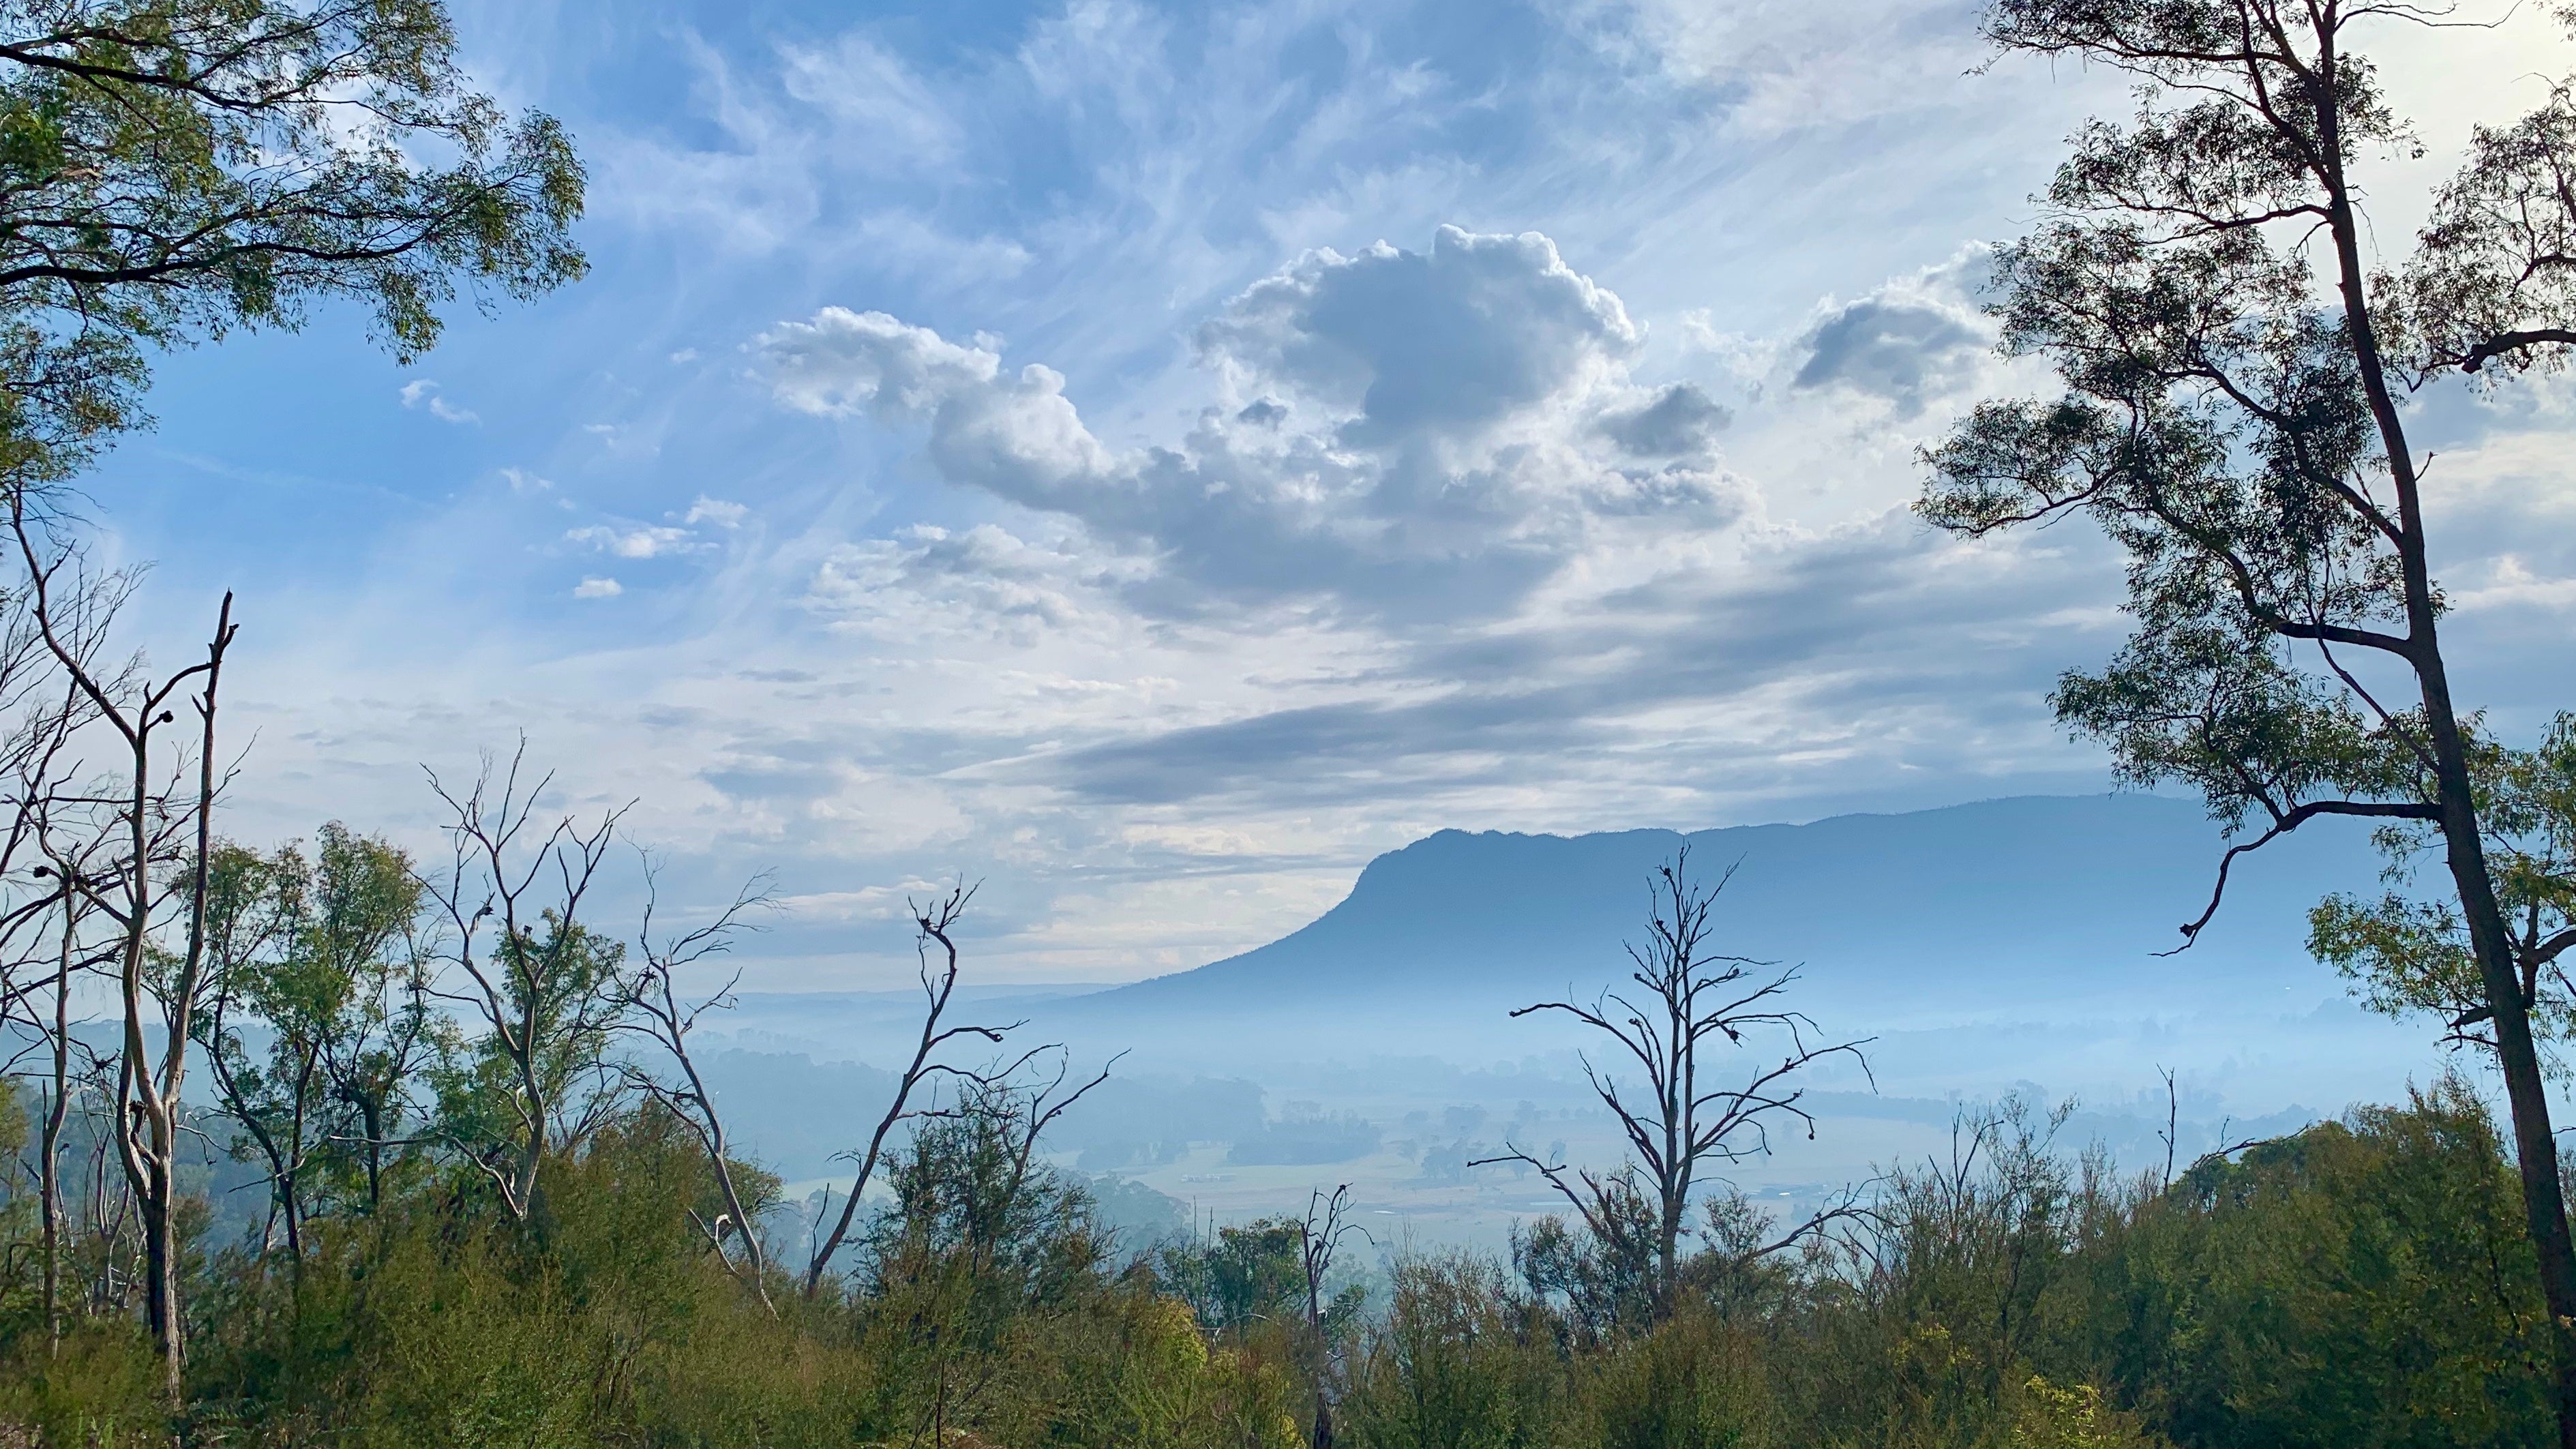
[358,1092,383,1213]
[138,1147,179,1399]
[38,1077,61,1351]
[514,1069,549,1230]
[281,1050,316,1264]
[1308,1248,1329,1433]
[503,984,552,1227]
[1658,1184,1681,1315]
[113,860,185,1400]
[40,902,74,1352]
[2315,61,2576,1443]
[1662,1011,1683,1314]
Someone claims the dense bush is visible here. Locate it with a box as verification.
[1322,1081,2549,1449]
[0,1077,2554,1446]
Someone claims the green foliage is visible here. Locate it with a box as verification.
[869,1086,1101,1302]
[1915,178,2427,848]
[1582,1308,1772,1449]
[1339,1084,2548,1449]
[430,910,630,1183]
[2403,78,2576,378]
[194,823,436,1241]
[1512,1168,1660,1343]
[2127,1081,2549,1446]
[8,1046,2564,1448]
[2313,714,2576,1054]
[0,0,587,479]
[1159,1218,1308,1336]
[0,1319,166,1446]
[1344,1253,1561,1449]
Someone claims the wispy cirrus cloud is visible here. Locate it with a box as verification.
[398,378,479,425]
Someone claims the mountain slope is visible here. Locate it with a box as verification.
[1060,794,2386,1024]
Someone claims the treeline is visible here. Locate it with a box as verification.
[0,811,2551,1448]
[0,1062,2555,1446]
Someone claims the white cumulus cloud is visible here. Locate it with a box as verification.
[685,496,749,528]
[567,524,700,559]
[758,226,1746,621]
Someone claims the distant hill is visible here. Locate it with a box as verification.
[1050,794,2386,1027]
[690,795,2433,1190]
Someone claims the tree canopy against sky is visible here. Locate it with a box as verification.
[0,0,583,480]
[1916,1,2576,1437]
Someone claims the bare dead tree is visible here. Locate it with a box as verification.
[0,529,110,1354]
[1478,848,1872,1316]
[22,860,116,1352]
[2157,1067,2181,1190]
[12,492,237,1400]
[957,1042,1118,1274]
[0,624,82,1021]
[419,741,631,1225]
[616,864,779,1308]
[5,701,102,1354]
[1299,1183,1371,1449]
[803,881,1013,1296]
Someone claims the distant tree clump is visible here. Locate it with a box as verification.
[1227,1109,1382,1167]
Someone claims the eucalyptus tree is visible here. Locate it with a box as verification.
[196,823,427,1255]
[1918,3,2576,1438]
[11,497,234,1400]
[0,0,585,481]
[420,747,631,1226]
[804,882,1013,1296]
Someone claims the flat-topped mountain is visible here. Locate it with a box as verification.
[1054,794,2384,1025]
[704,792,2427,1158]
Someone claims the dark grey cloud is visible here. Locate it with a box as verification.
[1196,224,1641,446]
[1791,297,1986,417]
[1044,516,2124,810]
[1598,382,1731,457]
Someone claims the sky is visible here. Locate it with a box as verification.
[80,0,2576,988]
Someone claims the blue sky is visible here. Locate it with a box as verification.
[88,0,2576,986]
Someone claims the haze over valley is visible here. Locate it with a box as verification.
[685,793,2425,1247]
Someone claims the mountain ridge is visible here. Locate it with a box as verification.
[1050,793,2386,1023]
